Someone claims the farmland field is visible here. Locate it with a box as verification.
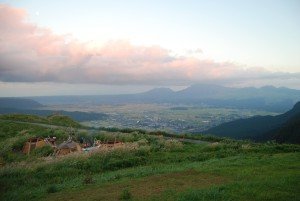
[43,104,278,133]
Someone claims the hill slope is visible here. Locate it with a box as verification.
[0,108,108,121]
[264,113,300,144]
[0,97,43,109]
[204,102,300,143]
[0,97,108,121]
[0,114,82,128]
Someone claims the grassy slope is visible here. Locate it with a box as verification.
[0,114,81,128]
[0,115,299,201]
[1,142,299,201]
[0,107,108,121]
[0,121,71,163]
[43,153,300,201]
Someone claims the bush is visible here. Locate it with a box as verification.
[12,136,28,151]
[137,138,148,146]
[32,145,54,157]
[53,129,68,140]
[164,139,183,151]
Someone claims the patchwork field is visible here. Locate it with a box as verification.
[44,104,278,133]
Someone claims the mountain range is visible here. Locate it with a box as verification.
[29,84,300,112]
[0,85,299,143]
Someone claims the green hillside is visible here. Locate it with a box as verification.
[204,102,300,143]
[0,115,299,201]
[0,97,43,109]
[0,114,81,128]
[271,113,300,144]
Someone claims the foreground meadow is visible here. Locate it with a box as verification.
[0,116,299,201]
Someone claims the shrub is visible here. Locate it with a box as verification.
[32,145,54,157]
[164,139,183,151]
[53,129,68,140]
[12,136,28,151]
[137,138,148,146]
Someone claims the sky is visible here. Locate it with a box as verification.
[0,0,299,96]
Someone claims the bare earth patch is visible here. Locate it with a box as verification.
[44,169,228,201]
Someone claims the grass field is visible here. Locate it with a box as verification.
[42,153,300,201]
[1,141,299,201]
[0,115,299,201]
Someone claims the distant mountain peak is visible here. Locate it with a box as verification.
[142,87,174,95]
[177,83,233,98]
[260,85,277,91]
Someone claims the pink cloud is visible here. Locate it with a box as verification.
[0,4,299,86]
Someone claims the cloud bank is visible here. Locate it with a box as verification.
[0,4,299,87]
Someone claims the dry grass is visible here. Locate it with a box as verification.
[1,143,141,170]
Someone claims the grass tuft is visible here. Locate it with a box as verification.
[119,188,132,200]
